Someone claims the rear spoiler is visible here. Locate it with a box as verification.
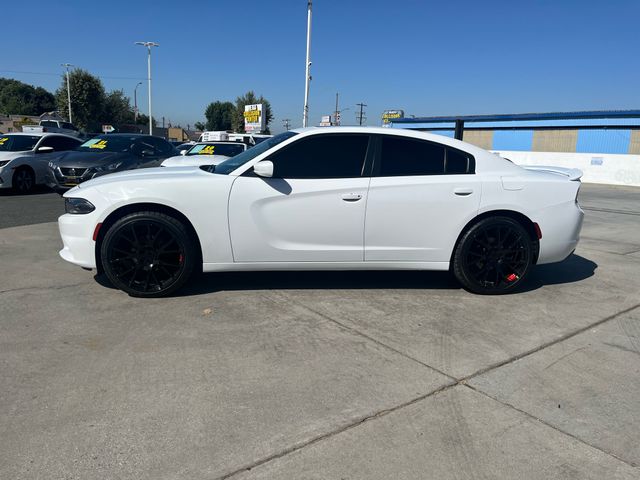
[521,165,583,181]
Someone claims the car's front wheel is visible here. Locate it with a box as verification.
[101,211,197,297]
[12,167,35,193]
[452,216,534,294]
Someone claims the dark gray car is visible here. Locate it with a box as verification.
[46,134,177,191]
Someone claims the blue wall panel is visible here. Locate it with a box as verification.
[576,129,631,154]
[492,130,533,151]
[428,130,455,138]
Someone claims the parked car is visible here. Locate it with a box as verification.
[161,141,246,167]
[22,120,81,137]
[46,134,177,192]
[0,133,83,193]
[57,127,584,297]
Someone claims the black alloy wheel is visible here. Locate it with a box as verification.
[453,216,534,294]
[101,211,197,297]
[12,168,35,193]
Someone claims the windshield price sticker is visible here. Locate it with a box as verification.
[191,145,215,155]
[0,137,8,145]
[90,140,108,149]
[80,139,108,149]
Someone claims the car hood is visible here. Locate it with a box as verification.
[161,154,229,167]
[72,166,209,191]
[0,151,33,161]
[54,150,130,167]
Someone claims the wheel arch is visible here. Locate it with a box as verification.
[94,202,203,274]
[450,209,540,266]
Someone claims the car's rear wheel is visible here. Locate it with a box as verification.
[453,216,533,294]
[101,211,197,297]
[12,167,35,193]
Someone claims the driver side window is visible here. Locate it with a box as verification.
[265,134,370,179]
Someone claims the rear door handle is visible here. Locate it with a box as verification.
[342,193,363,202]
[454,188,474,196]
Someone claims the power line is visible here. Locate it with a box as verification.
[356,102,367,126]
[0,69,147,81]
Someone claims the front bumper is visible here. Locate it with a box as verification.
[0,168,12,189]
[46,166,110,190]
[58,213,98,269]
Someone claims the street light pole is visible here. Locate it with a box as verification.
[302,0,312,127]
[61,63,73,123]
[134,81,142,123]
[135,41,159,135]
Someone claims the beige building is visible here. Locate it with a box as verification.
[0,115,40,134]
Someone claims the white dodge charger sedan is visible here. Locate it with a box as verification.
[58,127,584,297]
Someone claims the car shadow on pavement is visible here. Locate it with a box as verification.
[0,186,55,197]
[95,254,597,297]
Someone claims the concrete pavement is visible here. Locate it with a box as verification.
[0,183,638,479]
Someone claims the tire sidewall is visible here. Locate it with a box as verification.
[453,216,533,295]
[13,168,35,193]
[101,212,196,297]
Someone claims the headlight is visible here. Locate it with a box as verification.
[0,160,10,168]
[65,198,95,214]
[94,162,122,172]
[48,160,57,169]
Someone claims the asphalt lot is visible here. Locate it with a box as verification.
[0,183,639,479]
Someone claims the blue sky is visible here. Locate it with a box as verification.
[4,0,639,132]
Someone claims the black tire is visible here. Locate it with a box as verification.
[12,167,35,193]
[452,216,534,294]
[100,211,197,297]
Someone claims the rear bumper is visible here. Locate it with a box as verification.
[58,213,98,268]
[536,200,584,264]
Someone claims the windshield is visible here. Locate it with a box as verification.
[0,135,40,152]
[187,143,245,157]
[214,132,298,174]
[76,136,138,153]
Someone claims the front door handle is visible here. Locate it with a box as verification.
[454,188,474,196]
[342,193,363,202]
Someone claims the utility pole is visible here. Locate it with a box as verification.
[134,81,142,123]
[282,118,291,131]
[302,0,312,127]
[61,63,73,123]
[135,41,159,135]
[356,102,367,126]
[334,92,339,126]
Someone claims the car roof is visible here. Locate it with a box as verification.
[0,132,80,140]
[289,126,492,157]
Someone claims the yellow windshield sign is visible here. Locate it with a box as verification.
[0,137,8,145]
[200,145,215,155]
[90,140,108,149]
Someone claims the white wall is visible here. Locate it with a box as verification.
[493,150,640,187]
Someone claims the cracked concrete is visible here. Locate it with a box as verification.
[0,183,639,479]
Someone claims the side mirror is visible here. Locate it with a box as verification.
[253,160,274,178]
[36,146,54,154]
[180,149,188,156]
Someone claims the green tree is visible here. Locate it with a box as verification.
[204,101,235,131]
[103,89,134,126]
[233,91,273,134]
[135,113,157,128]
[56,69,106,131]
[0,78,56,115]
[194,121,206,131]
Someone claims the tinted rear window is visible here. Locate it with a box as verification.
[379,136,445,176]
